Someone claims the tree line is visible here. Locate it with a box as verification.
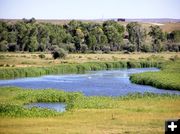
[0,18,180,54]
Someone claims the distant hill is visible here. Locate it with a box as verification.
[125,18,180,23]
[1,18,180,23]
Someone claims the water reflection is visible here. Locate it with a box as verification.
[24,102,66,112]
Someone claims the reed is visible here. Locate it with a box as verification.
[130,61,180,91]
[0,60,161,79]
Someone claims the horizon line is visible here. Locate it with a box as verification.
[1,17,180,20]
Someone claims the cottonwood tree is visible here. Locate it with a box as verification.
[149,25,164,52]
[86,34,97,51]
[103,20,124,51]
[126,22,146,52]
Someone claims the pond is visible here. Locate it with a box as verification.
[24,102,66,112]
[0,68,180,96]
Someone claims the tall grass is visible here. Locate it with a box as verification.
[0,61,161,79]
[130,61,180,91]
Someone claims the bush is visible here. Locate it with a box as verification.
[38,54,45,59]
[8,43,19,52]
[165,43,180,52]
[141,43,152,52]
[66,43,76,53]
[102,46,111,53]
[52,48,67,59]
[50,45,59,51]
[123,43,136,52]
[80,44,88,53]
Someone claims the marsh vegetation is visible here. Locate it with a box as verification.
[0,86,180,134]
[130,60,180,90]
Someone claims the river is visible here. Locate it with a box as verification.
[0,67,179,96]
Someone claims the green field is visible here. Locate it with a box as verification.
[0,86,180,134]
[130,60,180,91]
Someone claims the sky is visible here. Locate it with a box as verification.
[0,0,180,19]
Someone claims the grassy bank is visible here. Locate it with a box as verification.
[0,86,180,117]
[0,86,180,133]
[0,60,161,79]
[130,61,180,91]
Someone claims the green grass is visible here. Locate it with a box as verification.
[130,61,180,91]
[0,86,179,117]
[0,86,83,117]
[0,60,161,79]
[0,86,180,134]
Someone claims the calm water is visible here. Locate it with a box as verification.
[0,68,180,96]
[24,103,66,112]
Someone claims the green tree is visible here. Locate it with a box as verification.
[0,40,8,51]
[149,25,164,52]
[63,33,73,43]
[103,21,124,51]
[171,30,180,42]
[65,20,81,36]
[126,22,146,52]
[91,26,103,43]
[73,36,81,51]
[47,24,66,47]
[80,44,88,53]
[75,28,84,39]
[15,22,29,51]
[37,24,49,51]
[0,22,8,42]
[86,34,97,51]
[7,32,17,44]
[28,36,38,52]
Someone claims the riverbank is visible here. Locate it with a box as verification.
[0,60,161,79]
[130,61,180,91]
[0,86,180,133]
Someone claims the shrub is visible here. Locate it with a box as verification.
[8,43,19,52]
[123,43,136,52]
[66,43,76,53]
[80,44,88,53]
[6,64,10,67]
[38,54,45,59]
[52,48,67,59]
[102,46,111,53]
[165,43,180,52]
[141,43,152,52]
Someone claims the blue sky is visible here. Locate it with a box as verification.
[0,0,179,19]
